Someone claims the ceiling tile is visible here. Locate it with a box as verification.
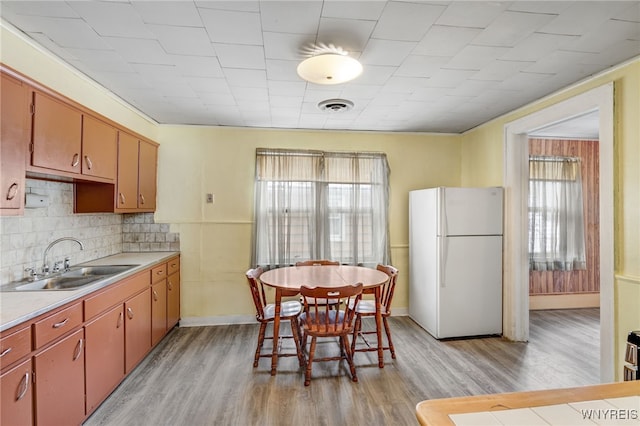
[69,2,155,38]
[359,39,416,66]
[507,1,572,15]
[263,32,314,61]
[103,37,173,65]
[132,1,202,26]
[259,1,322,34]
[186,77,232,94]
[265,59,302,81]
[196,1,260,13]
[413,25,482,57]
[472,59,535,82]
[214,43,266,69]
[223,69,268,88]
[499,32,579,62]
[199,8,262,45]
[446,45,511,70]
[435,2,508,28]
[395,55,450,78]
[539,2,631,36]
[147,25,215,57]
[66,50,135,73]
[0,1,79,18]
[372,1,446,41]
[170,55,224,78]
[267,80,307,97]
[321,1,386,20]
[473,11,557,47]
[562,19,640,54]
[15,16,111,50]
[354,65,396,85]
[317,17,376,54]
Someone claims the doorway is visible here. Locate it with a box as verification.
[502,84,614,382]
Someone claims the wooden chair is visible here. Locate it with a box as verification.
[245,267,304,368]
[299,283,363,386]
[350,264,399,359]
[295,260,341,308]
[295,260,340,266]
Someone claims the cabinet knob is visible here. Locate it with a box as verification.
[119,192,126,205]
[168,281,173,291]
[117,312,123,329]
[84,155,93,170]
[153,290,158,301]
[139,193,146,205]
[6,182,18,201]
[71,153,79,167]
[127,307,134,319]
[0,347,12,358]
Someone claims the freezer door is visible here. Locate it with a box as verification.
[439,187,503,236]
[437,235,503,338]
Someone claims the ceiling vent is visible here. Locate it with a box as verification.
[317,98,354,112]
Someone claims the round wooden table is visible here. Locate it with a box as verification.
[260,264,390,376]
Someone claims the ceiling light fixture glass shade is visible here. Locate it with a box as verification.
[297,53,363,85]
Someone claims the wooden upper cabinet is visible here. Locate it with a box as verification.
[82,115,117,181]
[116,131,140,210]
[0,72,29,215]
[138,139,157,211]
[31,91,83,174]
[115,132,157,212]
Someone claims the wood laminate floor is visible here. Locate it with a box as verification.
[84,309,600,426]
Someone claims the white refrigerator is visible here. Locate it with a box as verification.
[409,187,504,339]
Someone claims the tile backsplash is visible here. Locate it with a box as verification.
[0,179,179,285]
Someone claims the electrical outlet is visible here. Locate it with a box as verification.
[206,193,214,204]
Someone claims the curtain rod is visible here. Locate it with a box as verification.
[529,155,580,163]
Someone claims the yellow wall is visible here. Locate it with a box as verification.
[154,126,461,318]
[461,59,640,379]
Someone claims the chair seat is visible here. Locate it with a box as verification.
[263,300,302,320]
[348,299,387,315]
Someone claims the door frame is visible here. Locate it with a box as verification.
[502,83,614,382]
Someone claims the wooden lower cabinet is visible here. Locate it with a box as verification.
[85,304,125,415]
[125,288,152,373]
[167,270,180,330]
[1,358,32,426]
[0,255,180,425]
[34,328,85,426]
[151,280,168,346]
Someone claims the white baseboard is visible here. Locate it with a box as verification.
[179,308,409,328]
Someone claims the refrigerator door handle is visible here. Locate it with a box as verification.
[439,236,447,287]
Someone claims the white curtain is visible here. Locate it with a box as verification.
[252,148,390,269]
[528,155,587,271]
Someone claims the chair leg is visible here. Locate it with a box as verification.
[342,334,358,383]
[351,314,361,354]
[383,317,396,359]
[290,317,305,367]
[254,322,267,367]
[305,336,317,386]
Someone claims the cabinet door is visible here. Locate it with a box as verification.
[138,139,157,210]
[1,358,33,426]
[125,288,151,373]
[85,304,125,415]
[0,72,28,213]
[116,131,139,210]
[167,270,180,330]
[34,328,85,426]
[32,91,82,174]
[82,115,117,181]
[151,280,167,346]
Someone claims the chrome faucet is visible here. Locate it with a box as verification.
[42,237,84,275]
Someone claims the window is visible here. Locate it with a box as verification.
[252,149,391,269]
[528,156,587,271]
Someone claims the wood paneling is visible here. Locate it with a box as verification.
[528,138,600,296]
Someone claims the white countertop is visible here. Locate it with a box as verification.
[0,252,179,333]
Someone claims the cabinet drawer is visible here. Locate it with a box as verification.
[85,270,149,320]
[151,264,167,284]
[33,303,83,349]
[167,257,180,275]
[0,327,31,370]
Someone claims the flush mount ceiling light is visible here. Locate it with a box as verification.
[297,44,363,85]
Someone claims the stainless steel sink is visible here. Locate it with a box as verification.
[1,264,139,292]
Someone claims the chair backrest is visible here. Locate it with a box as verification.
[295,259,340,266]
[376,264,398,315]
[246,267,267,320]
[300,284,363,335]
